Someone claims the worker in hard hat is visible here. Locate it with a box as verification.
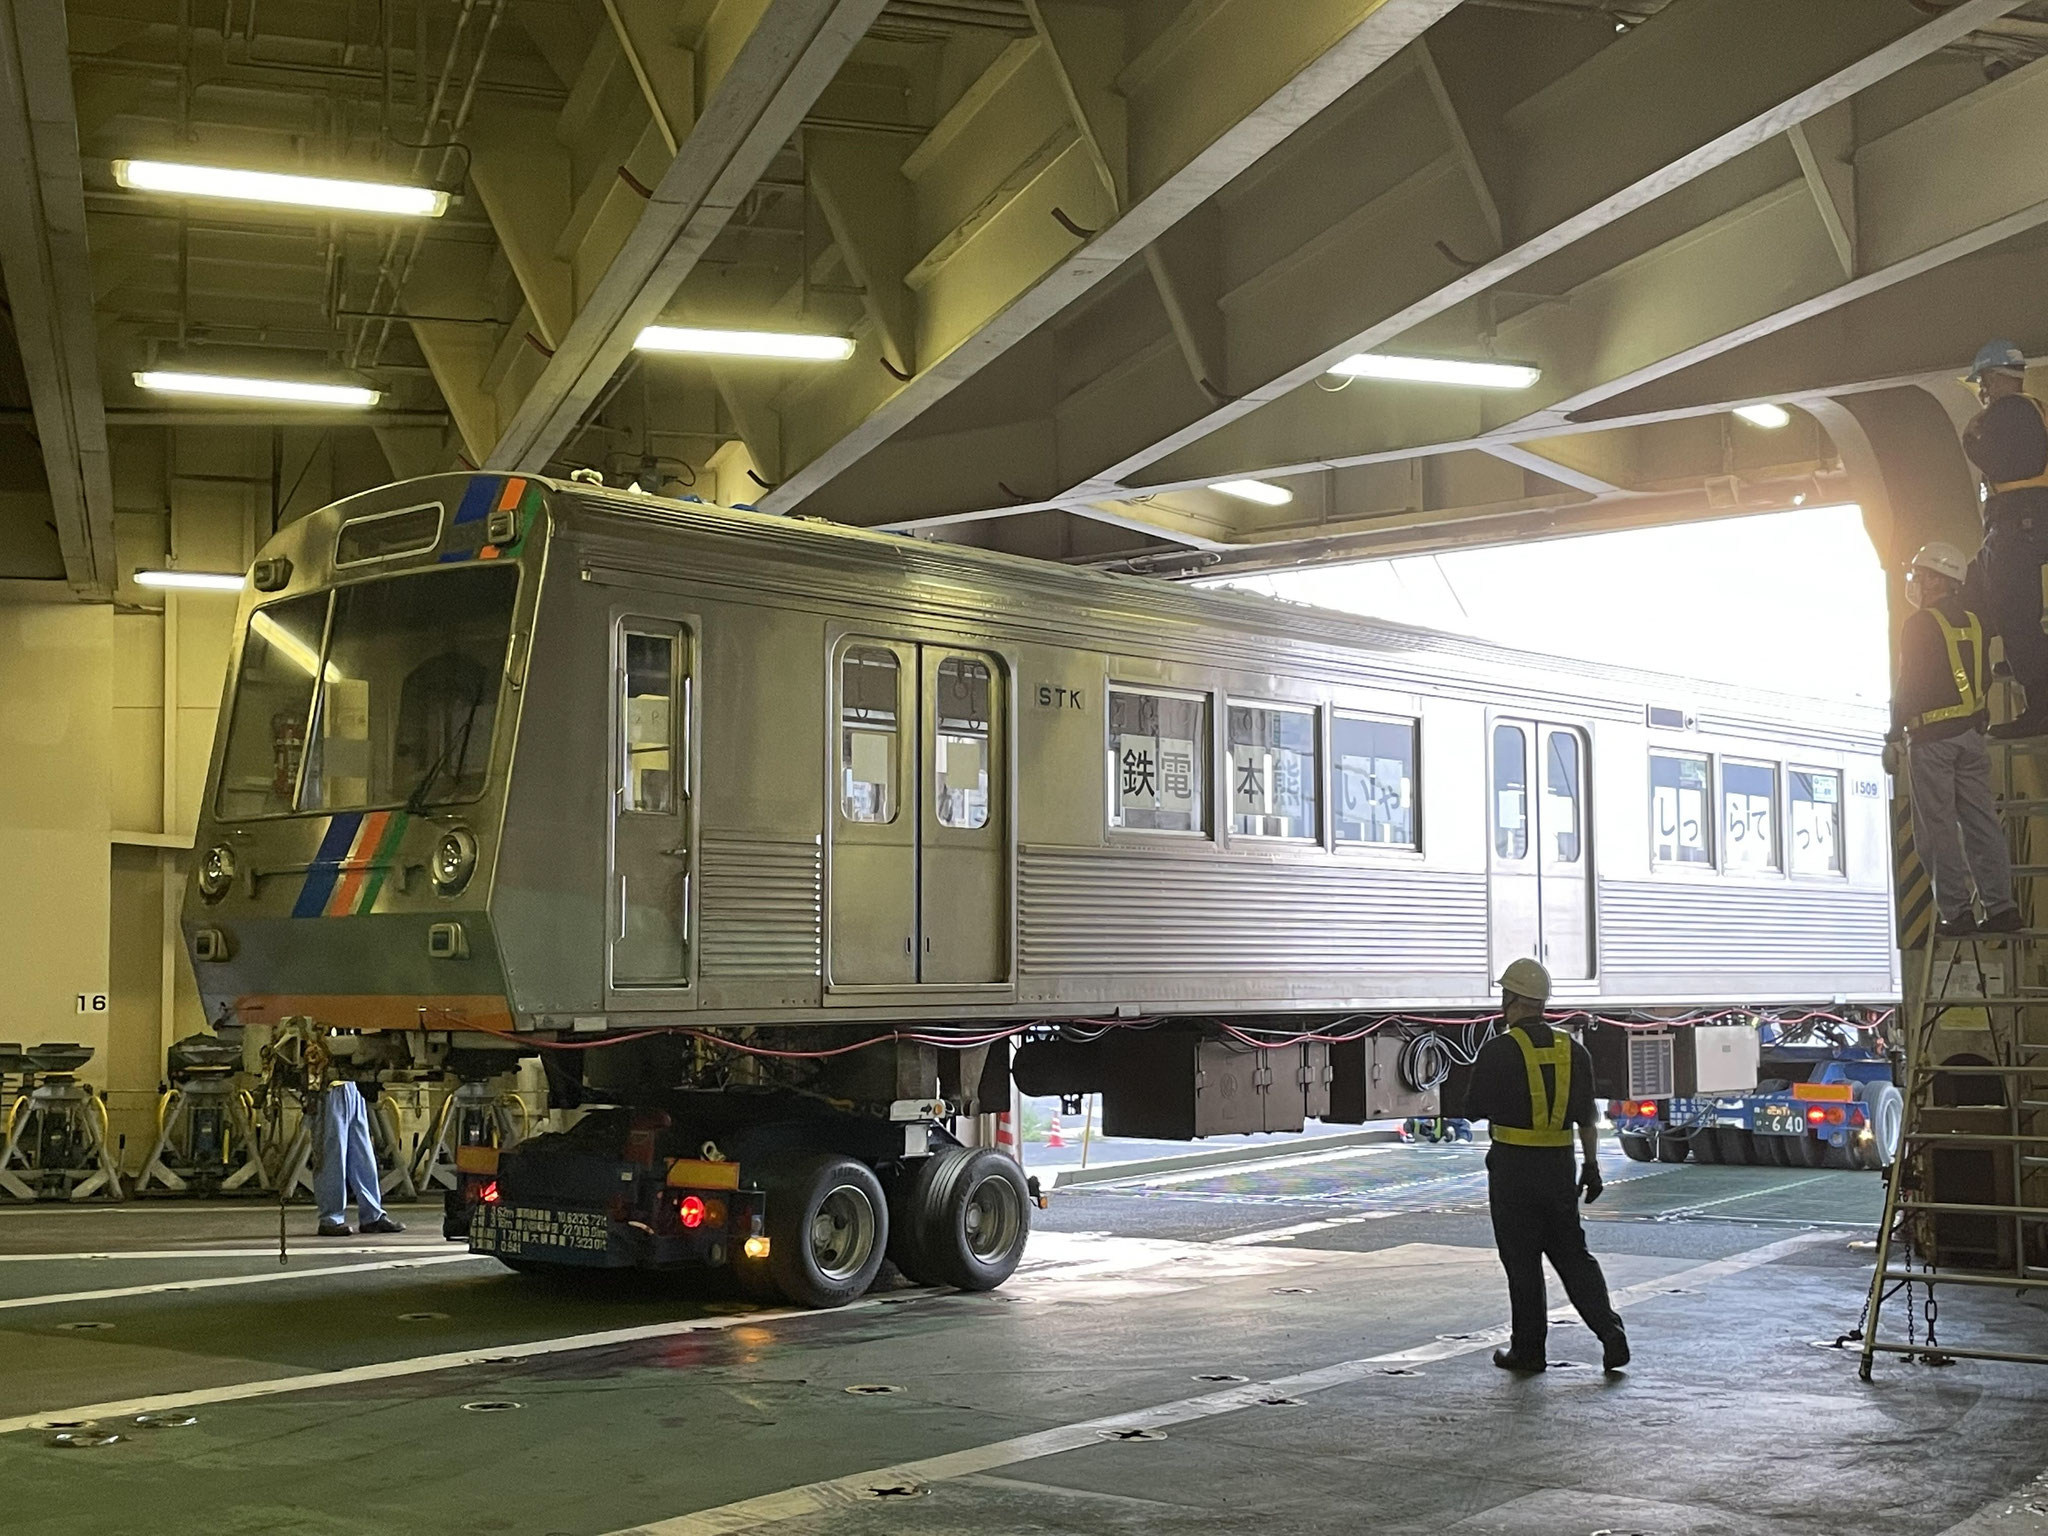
[1887,541,2020,938]
[1463,958,1628,1374]
[1960,340,2048,738]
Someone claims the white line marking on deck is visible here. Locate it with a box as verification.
[1095,1144,1402,1190]
[0,1252,487,1311]
[597,1229,1837,1535]
[0,1245,435,1264]
[1215,1211,1399,1245]
[1653,1173,1835,1217]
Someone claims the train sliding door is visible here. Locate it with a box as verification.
[1488,718,1593,984]
[608,618,695,998]
[829,639,1008,988]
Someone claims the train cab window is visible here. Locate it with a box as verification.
[1334,713,1416,848]
[1108,688,1208,833]
[300,564,518,812]
[215,592,330,817]
[1651,751,1713,866]
[1493,724,1528,859]
[840,647,900,824]
[1544,731,1583,863]
[621,631,679,814]
[1229,703,1318,839]
[1790,768,1844,875]
[934,657,991,830]
[1722,759,1779,872]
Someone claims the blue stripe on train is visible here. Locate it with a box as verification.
[292,812,363,919]
[452,476,499,525]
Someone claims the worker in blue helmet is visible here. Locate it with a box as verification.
[1959,340,2048,737]
[1463,958,1628,1375]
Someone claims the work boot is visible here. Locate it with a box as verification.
[359,1216,407,1235]
[1491,1349,1545,1373]
[1601,1326,1631,1373]
[315,1221,352,1237]
[1937,913,1979,939]
[1980,905,2025,934]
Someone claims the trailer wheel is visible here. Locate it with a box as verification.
[1655,1134,1689,1163]
[1691,1129,1724,1164]
[1618,1133,1656,1163]
[1788,1131,1830,1168]
[1713,1127,1753,1165]
[762,1154,888,1308]
[894,1147,1031,1291]
[1855,1082,1904,1170]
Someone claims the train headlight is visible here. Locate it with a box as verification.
[197,844,236,902]
[433,826,478,894]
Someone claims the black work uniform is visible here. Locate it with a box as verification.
[1963,394,2048,704]
[1465,1022,1622,1360]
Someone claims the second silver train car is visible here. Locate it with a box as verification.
[183,473,1894,1303]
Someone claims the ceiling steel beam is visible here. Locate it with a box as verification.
[486,0,889,473]
[0,0,113,598]
[756,0,1463,515]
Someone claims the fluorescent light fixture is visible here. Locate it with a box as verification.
[634,325,855,361]
[112,159,448,217]
[1327,353,1541,390]
[1211,478,1294,506]
[1734,402,1791,429]
[135,371,381,407]
[134,569,244,592]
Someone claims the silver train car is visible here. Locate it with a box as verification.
[183,472,1894,1303]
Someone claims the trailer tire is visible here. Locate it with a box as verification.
[895,1147,1031,1292]
[1789,1131,1830,1168]
[1714,1127,1753,1165]
[1656,1134,1689,1163]
[1618,1133,1656,1163]
[1856,1082,1904,1170]
[762,1154,888,1309]
[1692,1129,1724,1164]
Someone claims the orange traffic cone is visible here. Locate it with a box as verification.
[1047,1113,1065,1149]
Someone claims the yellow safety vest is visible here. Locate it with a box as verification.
[1907,609,1987,732]
[1988,394,2048,495]
[1489,1026,1575,1148]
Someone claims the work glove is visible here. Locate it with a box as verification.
[1578,1161,1604,1204]
[1881,739,1902,778]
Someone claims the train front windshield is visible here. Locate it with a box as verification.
[215,563,520,819]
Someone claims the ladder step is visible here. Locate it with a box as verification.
[1898,1199,2048,1218]
[1879,1267,2048,1289]
[1906,1131,2048,1144]
[1996,800,2048,815]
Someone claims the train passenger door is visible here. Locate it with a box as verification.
[829,639,1008,988]
[1488,719,1593,984]
[608,620,695,995]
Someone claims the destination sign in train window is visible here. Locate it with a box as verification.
[1651,751,1713,867]
[1229,703,1318,840]
[1108,688,1207,834]
[1722,759,1779,872]
[1334,714,1417,848]
[1790,768,1843,875]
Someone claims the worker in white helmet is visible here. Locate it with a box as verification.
[1960,340,2048,738]
[1887,541,2020,937]
[1463,957,1628,1374]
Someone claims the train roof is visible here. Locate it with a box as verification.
[542,479,1884,743]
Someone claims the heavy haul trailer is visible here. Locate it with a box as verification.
[182,472,1898,1307]
[1603,1014,1904,1170]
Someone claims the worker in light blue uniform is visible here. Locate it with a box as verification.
[317,1076,405,1237]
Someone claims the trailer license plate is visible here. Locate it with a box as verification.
[473,1205,610,1256]
[1754,1104,1805,1137]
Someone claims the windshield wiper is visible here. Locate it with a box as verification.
[404,688,484,815]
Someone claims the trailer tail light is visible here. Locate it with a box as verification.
[1806,1108,1824,1124]
[480,1180,501,1205]
[1825,1107,1845,1125]
[743,1236,770,1260]
[678,1195,706,1229]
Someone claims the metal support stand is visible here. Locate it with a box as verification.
[135,1076,269,1196]
[0,1076,125,1202]
[413,1078,525,1192]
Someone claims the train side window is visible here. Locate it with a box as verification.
[1334,713,1417,848]
[840,647,900,824]
[621,630,678,814]
[1722,759,1779,872]
[934,656,991,830]
[1651,751,1713,866]
[1108,688,1207,834]
[1790,768,1844,875]
[1493,724,1528,858]
[1229,703,1318,839]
